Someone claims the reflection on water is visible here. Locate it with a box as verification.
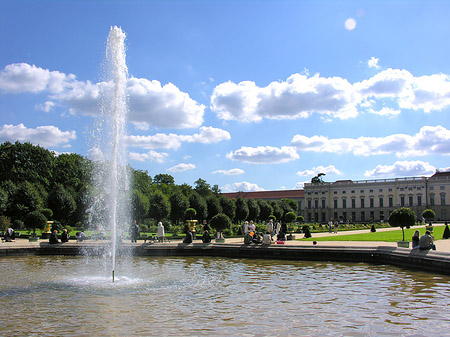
[0,256,449,336]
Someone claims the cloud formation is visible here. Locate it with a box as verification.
[364,160,436,178]
[129,150,168,163]
[0,123,76,148]
[167,163,196,172]
[222,181,265,192]
[212,168,245,175]
[0,63,205,130]
[291,125,450,157]
[296,165,342,177]
[226,146,299,164]
[127,126,230,150]
[211,68,450,123]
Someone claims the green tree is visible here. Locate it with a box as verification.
[205,195,222,221]
[47,184,76,225]
[131,190,150,223]
[235,197,249,223]
[153,173,175,185]
[148,191,170,223]
[10,181,43,220]
[284,211,297,233]
[270,201,283,221]
[188,191,207,220]
[247,199,260,222]
[169,192,189,224]
[53,153,89,194]
[210,213,231,238]
[131,169,153,196]
[0,141,55,189]
[389,207,416,241]
[422,209,436,223]
[257,200,273,222]
[194,178,211,197]
[24,210,47,236]
[0,188,7,215]
[219,195,236,221]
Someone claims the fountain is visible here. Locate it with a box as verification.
[88,26,130,282]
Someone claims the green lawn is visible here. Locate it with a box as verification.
[300,225,446,242]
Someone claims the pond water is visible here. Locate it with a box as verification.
[0,256,449,336]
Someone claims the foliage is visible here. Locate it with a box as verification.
[219,196,236,221]
[284,211,297,223]
[422,209,436,221]
[9,181,43,219]
[0,215,11,231]
[169,192,189,224]
[48,184,76,224]
[388,207,417,241]
[270,200,283,221]
[148,191,170,223]
[235,197,249,223]
[194,178,211,197]
[246,199,260,222]
[188,191,207,220]
[257,200,273,221]
[153,173,175,185]
[210,213,232,233]
[24,210,47,235]
[131,190,150,223]
[297,215,304,222]
[205,195,222,221]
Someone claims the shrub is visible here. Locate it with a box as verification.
[210,213,231,236]
[389,207,416,241]
[24,211,47,236]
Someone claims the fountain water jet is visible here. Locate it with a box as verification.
[88,26,130,282]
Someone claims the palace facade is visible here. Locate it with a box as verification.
[223,171,450,223]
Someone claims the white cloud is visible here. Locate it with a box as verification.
[127,77,205,129]
[0,63,205,130]
[367,107,400,116]
[0,63,75,94]
[296,165,342,177]
[167,163,196,172]
[345,18,357,31]
[291,125,450,157]
[129,150,168,163]
[221,181,265,192]
[211,73,360,122]
[367,57,380,69]
[293,181,310,189]
[226,146,299,164]
[212,168,245,175]
[0,123,76,148]
[35,101,56,112]
[127,126,230,150]
[364,160,436,178]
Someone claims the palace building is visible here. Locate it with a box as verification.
[223,171,450,223]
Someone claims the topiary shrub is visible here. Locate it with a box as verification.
[389,207,416,241]
[24,211,47,236]
[210,213,231,239]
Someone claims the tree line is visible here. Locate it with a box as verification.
[0,141,299,234]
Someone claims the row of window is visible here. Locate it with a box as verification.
[307,185,447,196]
[307,194,446,209]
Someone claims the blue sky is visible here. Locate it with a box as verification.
[1,0,449,192]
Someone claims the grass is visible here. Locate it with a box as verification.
[300,225,446,242]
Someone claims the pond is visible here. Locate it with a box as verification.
[1,256,449,336]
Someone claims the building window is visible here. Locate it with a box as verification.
[334,199,338,208]
[370,189,374,193]
[314,200,319,209]
[361,211,365,221]
[351,190,355,194]
[343,199,347,209]
[352,199,356,208]
[334,191,337,194]
[388,188,393,192]
[361,198,365,208]
[417,195,422,206]
[441,186,445,190]
[308,200,312,209]
[379,197,384,208]
[379,189,383,192]
[430,186,434,191]
[409,196,414,206]
[360,190,364,193]
[342,191,346,194]
[441,193,446,206]
[370,198,374,208]
[389,197,393,207]
[430,194,435,206]
[370,211,374,220]
[400,196,405,206]
[322,199,326,208]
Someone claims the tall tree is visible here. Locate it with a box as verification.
[194,178,211,197]
[219,195,236,221]
[246,199,260,222]
[206,195,222,221]
[131,189,150,223]
[188,191,208,220]
[257,199,273,221]
[153,173,175,185]
[235,197,249,224]
[148,191,170,223]
[10,181,43,220]
[169,192,189,225]
[270,200,283,222]
[47,184,76,225]
[131,168,153,196]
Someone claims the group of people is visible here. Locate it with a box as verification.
[328,220,339,234]
[3,227,15,242]
[412,230,436,250]
[183,220,212,244]
[49,229,70,244]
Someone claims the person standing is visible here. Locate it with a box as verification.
[130,220,140,243]
[249,220,256,233]
[266,219,274,239]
